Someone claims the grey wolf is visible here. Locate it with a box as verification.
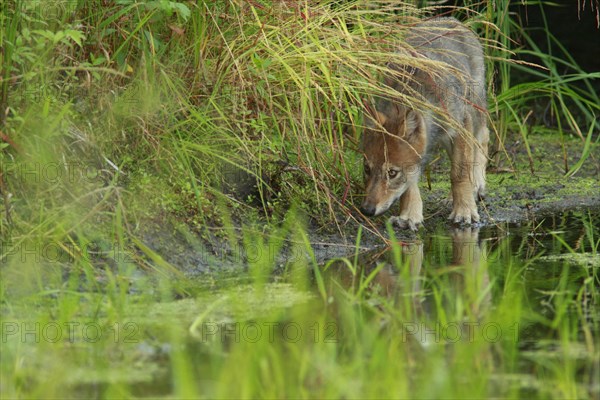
[360,17,489,230]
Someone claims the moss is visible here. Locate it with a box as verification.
[538,253,600,269]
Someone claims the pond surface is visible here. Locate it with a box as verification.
[2,210,598,398]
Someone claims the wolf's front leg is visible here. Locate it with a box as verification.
[449,130,480,225]
[473,124,489,201]
[390,183,423,231]
[449,177,479,224]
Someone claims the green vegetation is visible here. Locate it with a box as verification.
[2,210,598,398]
[1,1,598,399]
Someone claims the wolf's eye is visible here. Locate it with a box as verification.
[364,164,371,176]
[387,169,399,179]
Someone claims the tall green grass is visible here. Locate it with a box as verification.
[2,0,598,243]
[475,0,599,171]
[2,209,597,398]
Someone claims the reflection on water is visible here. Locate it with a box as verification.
[319,210,598,397]
[323,226,495,344]
[327,210,598,318]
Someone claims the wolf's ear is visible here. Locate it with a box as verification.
[403,111,427,152]
[403,111,423,136]
[374,111,387,126]
[365,109,387,128]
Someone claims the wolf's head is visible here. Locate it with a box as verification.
[361,108,427,217]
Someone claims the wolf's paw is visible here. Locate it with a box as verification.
[449,205,480,225]
[389,215,423,231]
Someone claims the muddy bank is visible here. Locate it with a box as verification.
[138,134,599,274]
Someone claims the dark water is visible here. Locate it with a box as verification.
[321,209,599,397]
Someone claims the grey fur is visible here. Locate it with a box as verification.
[379,17,488,156]
[361,17,490,228]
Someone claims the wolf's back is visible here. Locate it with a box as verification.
[404,17,487,112]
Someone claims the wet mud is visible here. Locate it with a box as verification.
[139,134,599,273]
